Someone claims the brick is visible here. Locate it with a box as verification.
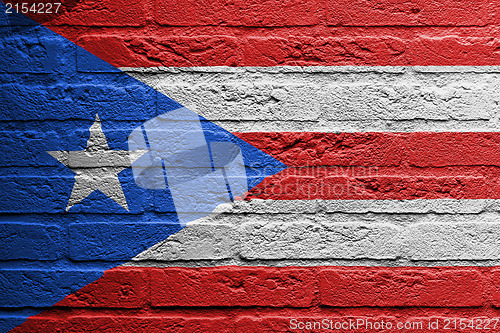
[0,128,138,167]
[239,132,500,168]
[244,36,408,66]
[0,270,103,307]
[6,316,66,333]
[11,316,234,333]
[7,267,499,332]
[409,37,500,66]
[0,223,63,260]
[1,125,156,177]
[53,0,146,27]
[151,81,497,124]
[236,132,405,167]
[0,83,156,121]
[319,268,485,307]
[0,130,62,167]
[237,315,500,332]
[0,176,144,214]
[491,269,500,307]
[328,0,493,26]
[69,223,182,261]
[0,35,76,73]
[323,83,495,121]
[240,222,401,260]
[408,132,500,167]
[148,115,500,134]
[406,222,500,260]
[44,30,500,68]
[352,176,495,200]
[247,171,496,200]
[78,35,243,68]
[150,267,316,307]
[155,0,319,26]
[218,199,320,214]
[0,176,73,213]
[132,223,238,261]
[320,199,491,214]
[127,68,500,131]
[157,84,321,123]
[56,268,147,308]
[244,36,500,66]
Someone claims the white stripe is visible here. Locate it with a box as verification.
[122,66,500,133]
[121,67,500,267]
[125,199,500,267]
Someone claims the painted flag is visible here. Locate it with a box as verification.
[3,0,500,332]
[0,4,285,331]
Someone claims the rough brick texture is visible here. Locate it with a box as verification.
[130,201,500,263]
[319,268,485,307]
[155,0,320,26]
[150,267,315,307]
[234,132,500,200]
[55,269,148,309]
[126,67,500,133]
[9,0,500,66]
[5,0,500,332]
[67,35,500,67]
[327,0,495,26]
[10,266,500,332]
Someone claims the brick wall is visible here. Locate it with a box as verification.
[12,266,500,332]
[3,0,500,331]
[11,0,500,67]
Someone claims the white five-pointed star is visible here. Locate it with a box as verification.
[47,114,146,211]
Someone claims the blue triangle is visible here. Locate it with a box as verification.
[0,4,286,331]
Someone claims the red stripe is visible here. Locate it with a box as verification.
[17,0,496,28]
[236,132,500,168]
[67,34,500,68]
[236,132,500,200]
[245,168,499,200]
[328,0,494,27]
[156,0,492,28]
[10,0,500,67]
[154,0,320,27]
[246,168,500,200]
[11,266,500,332]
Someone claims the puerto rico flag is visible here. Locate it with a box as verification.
[2,0,500,332]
